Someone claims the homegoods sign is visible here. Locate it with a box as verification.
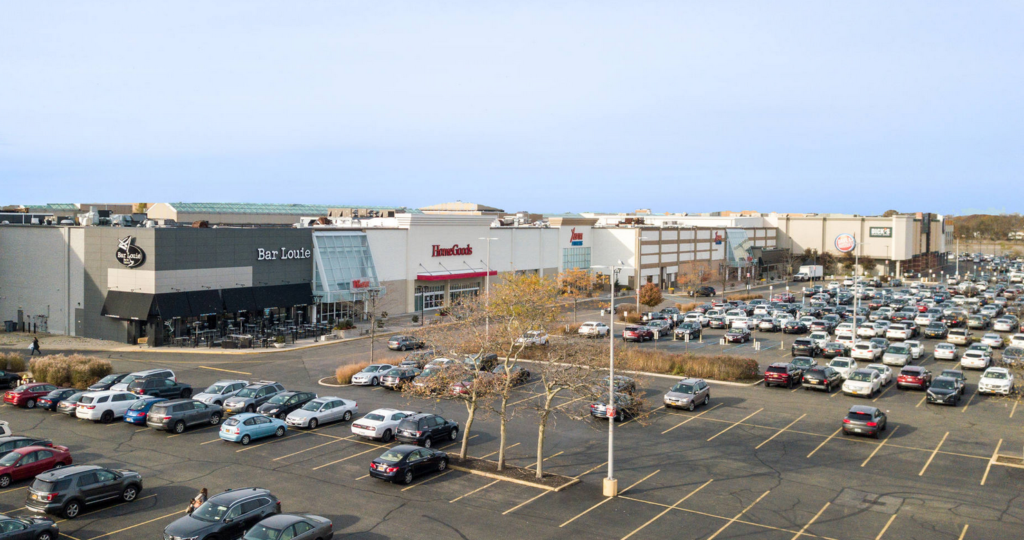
[869,227,893,238]
[432,244,473,257]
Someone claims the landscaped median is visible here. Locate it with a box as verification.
[448,457,579,491]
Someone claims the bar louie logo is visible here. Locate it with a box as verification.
[570,227,583,246]
[257,247,311,261]
[432,244,473,257]
[115,236,146,268]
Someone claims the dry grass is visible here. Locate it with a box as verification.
[336,362,371,385]
[553,323,583,335]
[30,355,113,389]
[675,302,701,313]
[624,313,644,324]
[724,293,764,302]
[618,348,760,381]
[0,352,25,372]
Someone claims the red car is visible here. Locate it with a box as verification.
[896,366,933,390]
[3,382,59,409]
[772,293,796,303]
[622,326,654,342]
[0,444,72,488]
[764,362,803,389]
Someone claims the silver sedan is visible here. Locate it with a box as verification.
[244,513,333,540]
[285,397,358,429]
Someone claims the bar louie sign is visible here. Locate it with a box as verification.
[432,244,473,257]
[115,236,146,268]
[257,247,311,261]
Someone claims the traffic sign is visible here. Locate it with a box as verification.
[606,407,616,419]
[835,233,856,253]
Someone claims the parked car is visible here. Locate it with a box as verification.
[689,286,717,297]
[851,343,882,361]
[110,369,175,392]
[223,381,287,415]
[663,378,710,411]
[764,363,804,389]
[162,487,281,540]
[3,383,58,409]
[388,335,425,351]
[86,373,128,392]
[351,409,416,442]
[708,317,728,329]
[842,405,887,438]
[578,322,610,338]
[821,342,848,359]
[802,367,842,393]
[623,326,654,342]
[147,399,224,433]
[381,368,421,390]
[725,328,751,343]
[674,322,702,340]
[791,338,818,357]
[369,445,449,485]
[842,369,883,398]
[981,333,1005,349]
[489,364,531,386]
[25,465,143,519]
[865,364,894,386]
[933,343,959,361]
[923,323,949,339]
[948,329,973,345]
[904,340,925,359]
[961,350,991,370]
[219,413,287,445]
[939,369,967,393]
[0,370,23,390]
[516,330,550,346]
[881,345,912,367]
[827,358,859,380]
[0,445,72,489]
[926,377,962,406]
[128,377,193,399]
[257,391,317,420]
[243,513,334,540]
[351,364,396,386]
[75,391,141,423]
[783,320,808,334]
[590,393,640,421]
[0,437,52,461]
[897,366,933,390]
[193,379,249,406]
[286,397,357,429]
[56,393,86,416]
[395,413,459,448]
[122,397,167,425]
[0,422,8,438]
[790,357,817,372]
[978,367,1014,395]
[0,514,58,540]
[36,389,78,412]
[1003,346,1024,365]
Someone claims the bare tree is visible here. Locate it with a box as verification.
[559,268,599,323]
[403,362,499,459]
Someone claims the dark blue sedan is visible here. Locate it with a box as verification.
[123,397,167,425]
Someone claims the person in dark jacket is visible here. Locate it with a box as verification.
[30,337,41,356]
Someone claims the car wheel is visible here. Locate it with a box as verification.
[122,485,138,502]
[423,437,433,448]
[181,389,192,398]
[438,458,449,472]
[309,418,319,430]
[403,470,414,484]
[63,499,82,519]
[371,377,379,386]
[174,421,186,434]
[245,405,255,413]
[210,413,222,425]
[241,434,251,445]
[0,474,10,488]
[101,410,114,423]
[214,400,222,406]
[449,427,458,441]
[703,395,710,406]
[687,401,695,412]
[275,426,285,437]
[38,532,54,540]
[343,411,352,422]
[381,429,393,442]
[26,399,36,409]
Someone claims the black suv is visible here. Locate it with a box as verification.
[923,323,949,339]
[462,353,499,372]
[0,370,23,390]
[26,465,143,519]
[395,413,459,448]
[257,391,316,419]
[791,338,819,357]
[802,366,842,392]
[128,377,193,399]
[86,373,128,392]
[162,487,281,540]
[689,286,716,297]
[223,381,286,415]
[146,399,224,433]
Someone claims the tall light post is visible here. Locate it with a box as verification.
[593,261,631,497]
[479,237,498,339]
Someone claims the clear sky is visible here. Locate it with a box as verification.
[2,1,1021,215]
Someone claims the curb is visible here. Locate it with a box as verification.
[317,377,350,388]
[447,464,580,492]
[510,358,762,387]
[102,329,410,356]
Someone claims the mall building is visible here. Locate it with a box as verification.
[0,203,950,345]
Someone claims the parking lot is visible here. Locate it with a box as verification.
[2,330,1023,540]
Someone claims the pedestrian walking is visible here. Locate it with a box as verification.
[30,337,41,356]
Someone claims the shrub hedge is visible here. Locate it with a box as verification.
[30,355,113,389]
[617,349,760,381]
[1,352,25,372]
[336,362,370,385]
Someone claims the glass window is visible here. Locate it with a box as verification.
[313,232,384,303]
[562,247,592,270]
[415,285,446,311]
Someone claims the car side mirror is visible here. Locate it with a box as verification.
[224,518,233,523]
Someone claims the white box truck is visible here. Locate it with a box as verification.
[794,265,823,282]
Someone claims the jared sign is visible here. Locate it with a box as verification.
[432,244,473,257]
[869,227,893,238]
[115,236,146,268]
[257,247,311,261]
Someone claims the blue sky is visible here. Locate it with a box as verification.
[2,1,1022,215]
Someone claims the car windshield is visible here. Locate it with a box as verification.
[97,374,121,384]
[364,413,385,422]
[236,388,257,398]
[302,401,323,411]
[849,372,872,382]
[984,371,1008,380]
[190,502,230,522]
[936,344,954,350]
[0,452,20,466]
[361,366,379,372]
[888,346,908,354]
[932,379,956,390]
[243,525,284,540]
[224,418,240,426]
[868,366,885,374]
[831,360,851,368]
[267,394,290,405]
[378,450,406,463]
[121,375,140,385]
[204,384,228,394]
[670,383,695,394]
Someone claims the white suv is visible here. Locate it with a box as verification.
[351,408,416,442]
[960,351,990,370]
[578,322,610,338]
[194,379,249,406]
[851,342,883,361]
[76,390,141,422]
[978,367,1014,395]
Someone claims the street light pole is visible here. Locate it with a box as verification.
[593,262,631,498]
[479,237,498,339]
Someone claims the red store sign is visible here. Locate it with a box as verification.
[432,244,473,257]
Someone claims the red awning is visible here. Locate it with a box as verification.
[416,270,497,282]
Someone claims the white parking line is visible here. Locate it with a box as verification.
[503,490,550,515]
[450,479,501,503]
[790,502,830,540]
[707,408,763,441]
[874,513,898,540]
[559,470,660,528]
[707,490,770,540]
[807,428,842,458]
[755,414,806,450]
[621,479,712,540]
[661,403,722,435]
